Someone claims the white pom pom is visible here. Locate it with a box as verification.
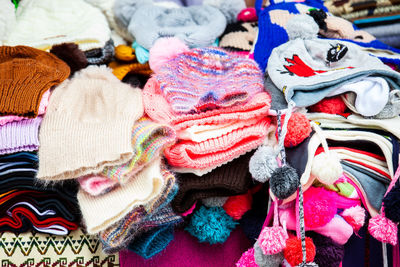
[149,37,189,72]
[311,151,343,185]
[286,14,319,40]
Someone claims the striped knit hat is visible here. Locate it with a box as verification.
[154,46,265,114]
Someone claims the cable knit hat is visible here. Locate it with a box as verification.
[0,46,70,117]
[37,66,143,181]
[4,0,111,51]
[267,14,400,107]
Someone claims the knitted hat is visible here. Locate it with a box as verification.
[0,0,16,45]
[219,21,258,56]
[114,0,244,50]
[0,90,50,126]
[78,159,164,234]
[4,0,111,51]
[267,15,400,107]
[153,45,265,114]
[37,66,143,181]
[0,46,70,117]
[171,151,254,213]
[0,117,42,155]
[102,117,176,184]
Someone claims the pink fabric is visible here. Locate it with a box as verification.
[164,117,272,169]
[119,227,252,267]
[181,202,196,217]
[279,206,353,245]
[143,77,271,131]
[0,90,50,126]
[78,175,118,196]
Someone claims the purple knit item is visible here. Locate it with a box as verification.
[155,47,264,114]
[0,117,42,155]
[120,227,252,267]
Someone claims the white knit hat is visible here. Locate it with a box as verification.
[78,158,164,234]
[4,0,111,51]
[37,65,143,181]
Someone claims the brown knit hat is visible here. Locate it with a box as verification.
[171,151,254,214]
[0,46,70,117]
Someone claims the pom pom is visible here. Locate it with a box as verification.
[286,14,319,40]
[309,96,347,114]
[237,8,257,22]
[249,146,278,183]
[258,226,288,255]
[202,196,228,207]
[149,38,189,72]
[284,237,316,267]
[254,241,283,267]
[303,187,337,228]
[311,151,342,185]
[50,43,87,75]
[185,206,238,245]
[341,205,366,231]
[223,192,252,220]
[236,247,258,267]
[308,232,345,267]
[383,183,400,222]
[277,113,311,148]
[270,166,299,199]
[368,214,398,245]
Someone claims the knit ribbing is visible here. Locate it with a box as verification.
[0,116,42,155]
[102,117,176,184]
[0,46,69,117]
[165,117,272,170]
[171,151,254,213]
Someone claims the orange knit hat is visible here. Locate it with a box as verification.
[0,46,70,117]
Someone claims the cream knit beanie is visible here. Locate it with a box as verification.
[0,0,15,45]
[37,65,143,181]
[78,159,164,234]
[4,0,111,51]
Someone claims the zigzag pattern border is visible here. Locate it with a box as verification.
[1,255,119,267]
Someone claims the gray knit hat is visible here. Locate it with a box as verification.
[267,14,400,108]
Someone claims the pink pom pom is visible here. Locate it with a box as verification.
[237,8,258,22]
[303,187,337,228]
[258,226,288,255]
[309,96,347,114]
[276,113,311,148]
[236,247,258,267]
[341,205,365,232]
[368,214,398,245]
[149,37,189,72]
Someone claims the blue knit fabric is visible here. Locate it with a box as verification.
[185,206,238,245]
[128,225,175,259]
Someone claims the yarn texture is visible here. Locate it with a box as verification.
[236,247,258,267]
[258,226,288,255]
[249,146,278,183]
[311,151,343,185]
[308,232,345,267]
[309,96,347,114]
[303,187,337,228]
[279,113,312,148]
[254,241,283,267]
[368,214,398,245]
[223,192,252,220]
[270,166,299,199]
[341,205,366,231]
[383,183,400,222]
[284,237,316,267]
[286,14,319,40]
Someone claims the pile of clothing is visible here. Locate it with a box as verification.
[1,0,400,266]
[325,0,400,48]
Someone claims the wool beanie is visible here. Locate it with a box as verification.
[219,21,258,56]
[267,15,400,108]
[102,117,176,184]
[0,90,50,126]
[114,0,244,50]
[78,159,164,234]
[171,151,253,213]
[4,0,111,51]
[0,117,42,155]
[37,66,143,181]
[0,46,70,117]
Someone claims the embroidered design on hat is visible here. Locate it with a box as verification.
[326,43,348,63]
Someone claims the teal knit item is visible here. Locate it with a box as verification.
[185,206,238,245]
[128,225,175,259]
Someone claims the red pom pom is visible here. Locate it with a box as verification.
[276,113,311,148]
[284,237,316,266]
[303,187,337,228]
[223,191,252,220]
[309,96,347,114]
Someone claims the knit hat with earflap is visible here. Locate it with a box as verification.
[0,46,70,117]
[267,14,400,108]
[4,0,111,51]
[37,65,143,181]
